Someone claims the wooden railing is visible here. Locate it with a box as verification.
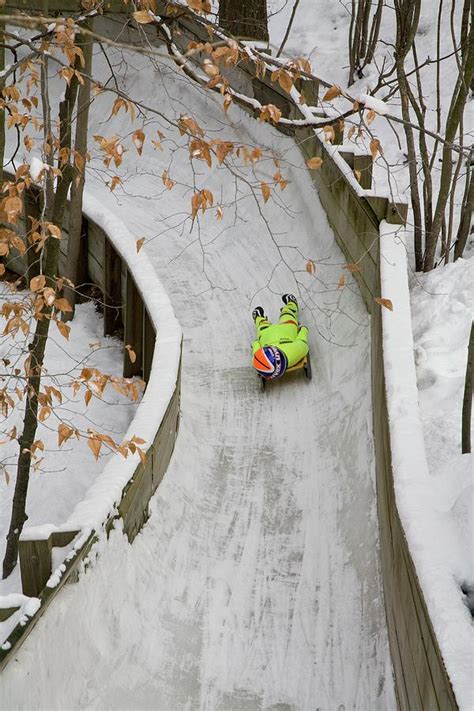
[0,180,182,670]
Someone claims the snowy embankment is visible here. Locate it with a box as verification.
[0,291,137,595]
[56,193,182,534]
[0,47,395,709]
[380,224,473,710]
[0,285,137,647]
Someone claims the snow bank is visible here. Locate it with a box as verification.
[21,192,182,546]
[379,221,473,710]
[410,258,473,470]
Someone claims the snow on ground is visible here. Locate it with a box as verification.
[0,289,138,596]
[268,0,473,234]
[411,258,474,471]
[0,47,395,709]
[410,258,474,658]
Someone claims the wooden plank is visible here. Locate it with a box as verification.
[87,222,105,289]
[395,558,427,710]
[295,127,383,288]
[354,154,373,190]
[296,76,319,107]
[0,607,20,623]
[51,530,80,548]
[152,359,181,491]
[74,216,90,292]
[123,270,143,377]
[103,237,123,336]
[404,545,458,709]
[142,308,155,384]
[18,530,80,598]
[19,538,52,598]
[118,456,153,543]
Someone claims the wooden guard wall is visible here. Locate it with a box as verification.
[0,179,182,670]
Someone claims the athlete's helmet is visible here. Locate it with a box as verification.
[253,346,288,380]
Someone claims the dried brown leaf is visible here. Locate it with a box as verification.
[323,85,342,101]
[260,182,271,203]
[374,297,393,311]
[132,10,154,24]
[306,260,316,275]
[306,156,323,170]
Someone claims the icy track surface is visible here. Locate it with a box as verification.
[1,51,395,710]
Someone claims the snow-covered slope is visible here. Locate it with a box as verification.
[0,295,138,596]
[0,50,394,708]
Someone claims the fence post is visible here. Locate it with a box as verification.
[103,238,123,336]
[354,154,373,189]
[19,530,79,597]
[462,322,473,454]
[124,270,143,377]
[142,308,155,383]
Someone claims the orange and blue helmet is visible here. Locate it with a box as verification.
[253,346,288,380]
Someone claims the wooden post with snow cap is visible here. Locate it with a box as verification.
[19,528,79,597]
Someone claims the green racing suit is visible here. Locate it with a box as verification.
[251,301,309,369]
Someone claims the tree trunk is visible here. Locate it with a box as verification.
[454,159,473,261]
[423,16,474,270]
[2,59,80,579]
[397,69,424,270]
[219,0,269,42]
[64,22,93,320]
[394,0,423,270]
[460,0,474,92]
[349,0,384,85]
[0,9,5,187]
[462,322,473,454]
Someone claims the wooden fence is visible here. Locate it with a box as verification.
[0,177,182,669]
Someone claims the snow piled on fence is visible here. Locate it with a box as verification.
[0,594,40,648]
[380,222,474,710]
[22,194,182,541]
[0,192,181,648]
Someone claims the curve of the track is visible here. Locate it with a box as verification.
[1,50,395,710]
